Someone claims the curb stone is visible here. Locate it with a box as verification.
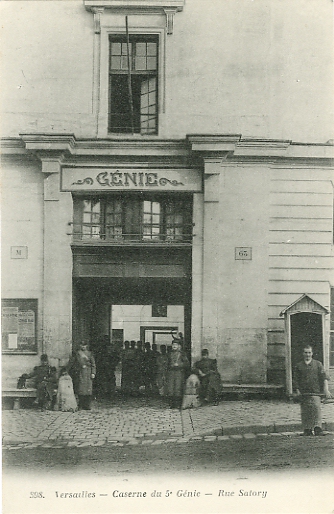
[3,431,334,449]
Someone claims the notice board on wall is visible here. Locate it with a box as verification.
[2,299,38,354]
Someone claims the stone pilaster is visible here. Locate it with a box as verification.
[41,157,72,366]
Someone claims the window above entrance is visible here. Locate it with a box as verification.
[84,1,185,137]
[72,193,193,245]
[109,34,159,135]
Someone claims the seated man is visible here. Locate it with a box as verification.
[26,354,57,410]
[194,349,222,406]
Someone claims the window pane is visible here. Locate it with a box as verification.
[147,43,157,56]
[91,226,100,238]
[141,81,149,95]
[136,42,146,56]
[148,118,156,129]
[111,56,121,70]
[147,57,156,70]
[112,43,122,55]
[148,77,156,91]
[135,57,146,70]
[121,56,128,70]
[152,202,160,213]
[148,92,156,106]
[122,43,131,55]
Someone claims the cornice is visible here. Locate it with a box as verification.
[187,134,334,161]
[2,134,334,165]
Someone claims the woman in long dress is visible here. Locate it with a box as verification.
[54,367,77,412]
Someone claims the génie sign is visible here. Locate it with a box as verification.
[61,168,202,192]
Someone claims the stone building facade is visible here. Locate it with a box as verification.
[1,0,333,394]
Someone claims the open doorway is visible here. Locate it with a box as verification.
[110,304,184,347]
[72,276,191,356]
[290,312,323,368]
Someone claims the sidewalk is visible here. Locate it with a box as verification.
[2,396,334,449]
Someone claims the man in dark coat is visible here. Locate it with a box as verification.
[194,349,222,405]
[27,354,57,410]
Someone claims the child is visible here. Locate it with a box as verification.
[54,367,78,412]
[182,370,201,409]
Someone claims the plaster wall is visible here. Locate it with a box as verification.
[201,163,270,382]
[1,0,333,142]
[267,167,334,381]
[1,159,44,385]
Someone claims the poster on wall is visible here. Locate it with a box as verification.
[1,299,38,354]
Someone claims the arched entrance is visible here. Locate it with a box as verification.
[280,294,329,395]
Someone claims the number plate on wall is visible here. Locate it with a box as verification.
[235,247,252,260]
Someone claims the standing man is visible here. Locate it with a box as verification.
[68,343,96,410]
[294,344,332,436]
[166,339,190,409]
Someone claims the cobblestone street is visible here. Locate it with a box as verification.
[3,397,334,448]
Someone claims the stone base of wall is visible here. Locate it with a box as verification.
[205,328,268,384]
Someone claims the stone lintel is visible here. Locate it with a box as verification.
[84,0,184,34]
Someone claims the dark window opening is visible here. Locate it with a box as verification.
[152,305,168,317]
[109,35,158,135]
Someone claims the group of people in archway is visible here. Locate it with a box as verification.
[93,335,222,410]
[18,337,222,412]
